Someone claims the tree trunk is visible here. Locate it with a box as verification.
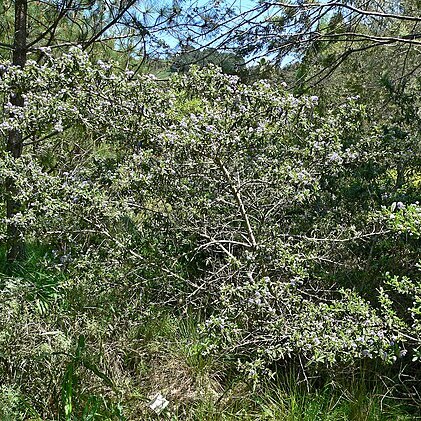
[396,161,405,190]
[6,0,27,263]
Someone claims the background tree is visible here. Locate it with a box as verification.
[170,46,246,76]
[169,0,421,87]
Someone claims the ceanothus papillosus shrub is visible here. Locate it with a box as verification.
[148,67,416,375]
[1,50,420,377]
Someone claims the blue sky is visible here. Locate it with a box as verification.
[174,0,261,49]
[194,0,256,10]
[228,0,256,12]
[140,1,264,55]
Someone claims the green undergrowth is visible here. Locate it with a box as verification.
[135,316,419,420]
[0,247,420,420]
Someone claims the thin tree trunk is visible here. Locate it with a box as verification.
[6,0,27,263]
[396,161,405,190]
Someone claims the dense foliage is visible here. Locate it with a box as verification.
[0,45,420,418]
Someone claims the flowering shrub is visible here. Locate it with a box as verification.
[379,266,421,362]
[202,278,398,379]
[142,67,418,374]
[1,51,420,384]
[384,202,421,238]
